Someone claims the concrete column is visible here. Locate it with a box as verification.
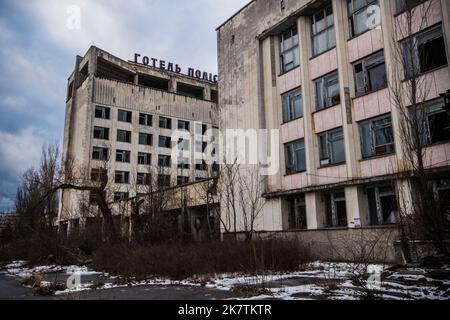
[305,192,324,229]
[440,0,450,75]
[379,0,407,163]
[345,186,368,227]
[169,79,177,93]
[333,0,361,179]
[297,16,319,186]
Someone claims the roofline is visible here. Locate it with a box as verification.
[216,0,255,31]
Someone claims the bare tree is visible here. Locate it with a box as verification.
[389,1,448,257]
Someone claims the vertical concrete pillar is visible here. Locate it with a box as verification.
[297,16,319,186]
[345,186,368,227]
[204,86,211,101]
[305,192,324,229]
[333,0,360,179]
[169,78,177,93]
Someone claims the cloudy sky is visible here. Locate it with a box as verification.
[0,0,248,211]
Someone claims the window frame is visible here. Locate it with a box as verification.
[311,5,336,57]
[178,120,190,131]
[287,195,307,230]
[285,139,306,175]
[93,126,110,140]
[118,109,132,123]
[139,113,152,126]
[315,71,340,110]
[318,128,346,166]
[159,116,172,129]
[114,171,130,184]
[359,114,395,159]
[348,0,379,38]
[367,184,398,226]
[279,25,300,74]
[324,189,348,228]
[115,149,131,163]
[95,106,110,120]
[92,147,109,161]
[158,135,172,149]
[138,152,151,165]
[116,129,132,143]
[282,87,303,123]
[353,51,387,97]
[138,132,153,146]
[158,155,172,167]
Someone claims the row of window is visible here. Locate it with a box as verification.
[279,0,446,77]
[285,98,450,174]
[287,177,450,230]
[95,106,210,134]
[92,146,212,170]
[282,24,447,123]
[287,184,397,230]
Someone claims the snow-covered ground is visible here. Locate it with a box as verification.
[1,261,449,300]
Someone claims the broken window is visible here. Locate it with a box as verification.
[177,83,204,99]
[139,133,153,146]
[353,51,387,96]
[416,98,450,145]
[137,173,151,186]
[117,129,131,143]
[287,195,307,230]
[280,25,300,73]
[92,147,109,161]
[367,185,398,225]
[158,155,171,167]
[348,0,379,37]
[159,116,172,129]
[138,73,169,91]
[138,152,151,165]
[395,0,427,14]
[116,150,131,163]
[96,57,134,83]
[311,5,336,57]
[95,106,110,120]
[178,120,190,131]
[436,179,450,225]
[114,192,130,202]
[115,171,130,184]
[315,71,340,110]
[139,113,152,126]
[282,88,303,123]
[177,176,190,185]
[319,128,346,166]
[118,110,132,123]
[159,136,172,148]
[157,174,171,188]
[324,189,348,228]
[285,139,306,174]
[403,25,448,78]
[359,114,395,158]
[93,127,109,140]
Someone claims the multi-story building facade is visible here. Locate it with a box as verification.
[59,46,219,239]
[217,0,450,254]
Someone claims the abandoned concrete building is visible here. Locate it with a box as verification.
[58,46,220,241]
[58,0,450,261]
[216,0,450,259]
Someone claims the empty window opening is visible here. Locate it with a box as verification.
[353,51,387,96]
[95,106,110,120]
[96,57,135,83]
[319,128,346,166]
[287,195,307,230]
[315,71,340,110]
[417,98,450,145]
[285,139,306,174]
[359,114,395,158]
[367,185,398,225]
[93,127,110,140]
[138,73,169,91]
[116,150,131,163]
[282,88,303,123]
[324,189,347,228]
[117,129,132,143]
[177,83,204,99]
[280,25,300,73]
[211,90,218,103]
